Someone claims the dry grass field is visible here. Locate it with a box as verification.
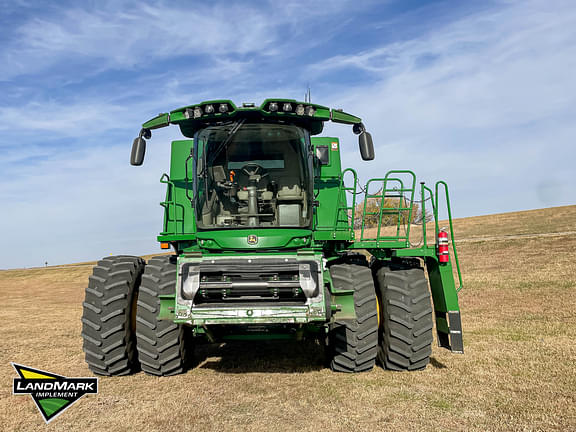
[1,205,575,431]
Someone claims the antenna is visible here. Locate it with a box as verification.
[305,86,311,103]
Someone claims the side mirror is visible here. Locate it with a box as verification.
[130,137,146,166]
[359,132,375,161]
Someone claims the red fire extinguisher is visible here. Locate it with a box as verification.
[437,229,450,263]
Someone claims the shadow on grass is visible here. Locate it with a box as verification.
[194,339,326,373]
[429,357,447,369]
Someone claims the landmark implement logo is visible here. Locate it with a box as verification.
[11,363,98,423]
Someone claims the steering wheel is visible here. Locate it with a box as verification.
[241,163,267,178]
[240,163,269,185]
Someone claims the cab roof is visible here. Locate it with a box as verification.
[141,98,363,137]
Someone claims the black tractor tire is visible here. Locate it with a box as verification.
[374,264,434,371]
[81,255,145,376]
[328,264,379,373]
[136,255,192,376]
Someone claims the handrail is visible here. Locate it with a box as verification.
[160,173,185,234]
[435,181,463,292]
[160,173,172,233]
[338,168,358,233]
[420,183,427,247]
[422,184,437,235]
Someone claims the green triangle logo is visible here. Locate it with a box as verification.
[12,363,98,423]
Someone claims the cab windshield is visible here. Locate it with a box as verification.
[194,122,312,229]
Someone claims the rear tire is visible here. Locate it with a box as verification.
[328,264,378,373]
[374,264,433,371]
[136,255,192,376]
[81,255,145,376]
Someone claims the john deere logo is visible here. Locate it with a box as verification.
[11,363,98,424]
[247,234,258,245]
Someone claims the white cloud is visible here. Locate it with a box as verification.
[0,3,276,79]
[0,0,362,80]
[316,0,576,217]
[1,0,575,268]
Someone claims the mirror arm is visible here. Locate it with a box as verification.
[141,128,152,139]
[352,122,366,135]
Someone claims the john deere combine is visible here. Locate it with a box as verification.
[81,99,463,376]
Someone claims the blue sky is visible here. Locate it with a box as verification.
[1,0,575,268]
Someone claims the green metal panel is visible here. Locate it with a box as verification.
[425,256,463,352]
[311,137,355,241]
[330,109,362,124]
[196,228,311,250]
[142,113,170,130]
[425,257,460,312]
[158,294,176,320]
[141,100,363,133]
[312,137,341,235]
[311,136,342,174]
[160,140,196,235]
[170,140,193,179]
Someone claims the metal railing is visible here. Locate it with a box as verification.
[420,181,464,292]
[331,169,463,291]
[358,171,416,245]
[160,173,186,235]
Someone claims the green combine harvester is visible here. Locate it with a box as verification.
[81,99,463,376]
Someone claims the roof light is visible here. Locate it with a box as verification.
[242,102,255,107]
[219,103,229,113]
[295,104,305,115]
[305,105,316,116]
[283,103,292,112]
[193,106,203,119]
[204,104,215,114]
[269,102,278,112]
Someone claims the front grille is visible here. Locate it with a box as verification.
[180,259,319,304]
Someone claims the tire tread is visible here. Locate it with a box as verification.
[136,255,191,376]
[81,255,145,376]
[329,264,378,373]
[375,264,433,371]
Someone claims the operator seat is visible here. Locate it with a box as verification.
[274,141,306,226]
[276,142,304,201]
[277,183,303,200]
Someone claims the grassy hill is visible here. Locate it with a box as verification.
[1,205,575,431]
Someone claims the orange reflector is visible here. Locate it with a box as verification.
[160,242,170,250]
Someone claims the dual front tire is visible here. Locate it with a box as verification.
[82,256,433,375]
[81,255,190,376]
[374,264,434,371]
[328,261,433,372]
